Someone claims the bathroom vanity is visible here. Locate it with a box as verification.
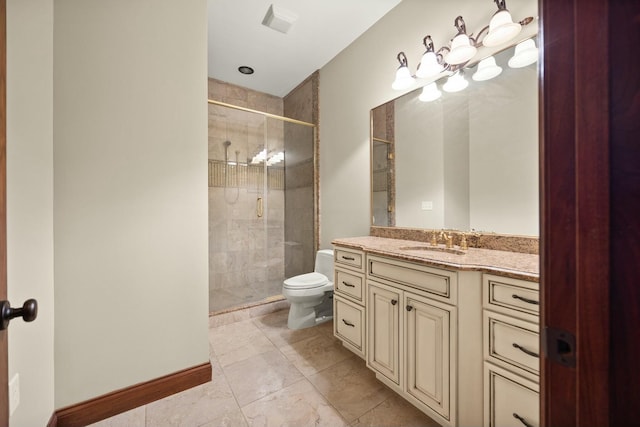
[332,236,539,427]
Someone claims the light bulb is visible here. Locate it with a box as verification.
[445,34,477,65]
[418,83,442,102]
[508,39,538,68]
[483,9,522,47]
[443,71,469,93]
[472,56,503,81]
[392,65,415,90]
[416,51,444,79]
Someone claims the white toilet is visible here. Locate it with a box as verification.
[282,249,334,330]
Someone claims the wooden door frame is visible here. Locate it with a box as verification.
[541,0,640,425]
[540,0,610,425]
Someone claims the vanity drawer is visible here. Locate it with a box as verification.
[335,268,364,302]
[368,255,457,304]
[334,296,365,356]
[484,363,539,427]
[484,274,539,318]
[484,311,539,378]
[334,248,364,272]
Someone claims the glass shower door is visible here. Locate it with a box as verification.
[208,105,274,311]
[208,101,315,313]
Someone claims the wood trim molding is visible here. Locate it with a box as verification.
[540,0,612,425]
[48,362,211,427]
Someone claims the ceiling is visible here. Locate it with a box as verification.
[207,0,402,97]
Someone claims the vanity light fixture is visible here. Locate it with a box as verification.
[444,16,478,65]
[391,52,415,90]
[418,82,442,102]
[482,0,522,47]
[508,38,538,68]
[443,70,469,93]
[390,1,534,91]
[472,56,503,81]
[416,36,446,79]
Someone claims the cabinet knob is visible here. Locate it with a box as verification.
[391,299,397,305]
[406,305,413,311]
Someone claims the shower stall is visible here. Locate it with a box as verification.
[208,100,316,313]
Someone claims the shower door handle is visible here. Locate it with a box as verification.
[257,197,264,218]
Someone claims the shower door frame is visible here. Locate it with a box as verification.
[207,99,319,309]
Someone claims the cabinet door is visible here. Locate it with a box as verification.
[405,293,455,422]
[367,281,401,385]
[484,363,539,427]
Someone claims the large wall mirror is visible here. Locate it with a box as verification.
[371,40,539,237]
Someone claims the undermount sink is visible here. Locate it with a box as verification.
[399,245,466,256]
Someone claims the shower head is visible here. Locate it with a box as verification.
[223,140,232,147]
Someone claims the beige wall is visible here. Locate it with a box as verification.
[7,0,55,425]
[319,0,537,245]
[53,0,209,407]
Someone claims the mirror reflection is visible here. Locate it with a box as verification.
[371,43,539,236]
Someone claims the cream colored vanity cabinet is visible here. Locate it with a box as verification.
[333,246,366,357]
[366,255,483,427]
[367,280,401,384]
[483,274,540,427]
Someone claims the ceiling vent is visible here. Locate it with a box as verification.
[262,4,298,34]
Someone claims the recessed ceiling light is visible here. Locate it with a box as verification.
[238,66,254,75]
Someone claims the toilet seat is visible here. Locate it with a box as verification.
[283,272,329,290]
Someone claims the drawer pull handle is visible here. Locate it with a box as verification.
[342,281,355,288]
[341,256,355,261]
[513,413,534,427]
[391,299,397,305]
[513,343,539,358]
[512,294,539,305]
[342,319,355,327]
[406,305,413,311]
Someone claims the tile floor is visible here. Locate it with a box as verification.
[90,304,440,427]
[209,279,284,313]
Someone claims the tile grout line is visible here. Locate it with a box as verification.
[210,346,252,427]
[253,313,352,425]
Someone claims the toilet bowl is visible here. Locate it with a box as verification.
[282,249,334,329]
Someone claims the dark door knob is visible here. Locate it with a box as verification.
[0,299,38,330]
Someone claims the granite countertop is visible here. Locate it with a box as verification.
[332,236,539,282]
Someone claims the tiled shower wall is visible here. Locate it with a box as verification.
[208,78,285,296]
[283,72,319,278]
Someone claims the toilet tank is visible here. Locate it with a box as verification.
[314,249,334,279]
